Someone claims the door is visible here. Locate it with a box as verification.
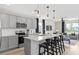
[36,18,39,33]
[42,19,45,34]
[61,18,65,33]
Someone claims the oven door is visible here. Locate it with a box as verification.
[18,36,24,47]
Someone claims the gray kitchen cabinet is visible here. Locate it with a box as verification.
[0,37,2,50]
[0,36,18,51]
[0,13,10,28]
[0,37,9,51]
[20,17,26,23]
[16,16,27,23]
[16,16,22,23]
[32,19,36,29]
[27,18,36,29]
[9,36,18,49]
[27,18,31,29]
[20,17,25,23]
[9,15,16,28]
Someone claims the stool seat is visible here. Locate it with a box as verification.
[39,42,47,48]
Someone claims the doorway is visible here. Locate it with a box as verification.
[42,19,45,34]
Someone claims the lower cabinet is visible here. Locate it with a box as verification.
[0,36,18,51]
[9,36,18,49]
[0,37,9,51]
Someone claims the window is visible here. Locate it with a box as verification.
[66,24,71,31]
[66,23,79,33]
[72,23,79,32]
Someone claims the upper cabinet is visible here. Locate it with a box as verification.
[0,13,36,29]
[27,18,36,29]
[16,16,22,23]
[0,13,10,28]
[9,15,16,28]
[16,17,27,23]
[31,18,36,29]
[27,18,31,29]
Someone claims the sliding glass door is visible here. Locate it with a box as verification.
[65,19,79,40]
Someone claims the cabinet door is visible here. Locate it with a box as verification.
[16,17,22,23]
[0,14,10,28]
[26,18,36,29]
[32,19,36,29]
[9,36,18,49]
[0,37,9,51]
[9,15,16,28]
[17,17,27,23]
[27,18,32,29]
[21,17,26,23]
[25,18,27,24]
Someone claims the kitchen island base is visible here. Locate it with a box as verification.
[24,38,45,55]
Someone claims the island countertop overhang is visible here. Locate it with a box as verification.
[24,34,60,41]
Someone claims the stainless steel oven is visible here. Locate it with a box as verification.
[16,32,25,48]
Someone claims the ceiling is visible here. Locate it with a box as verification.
[0,4,79,19]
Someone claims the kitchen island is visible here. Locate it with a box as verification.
[24,34,60,55]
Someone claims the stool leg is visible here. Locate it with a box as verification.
[55,44,58,55]
[63,42,65,51]
[39,45,41,55]
[47,47,49,55]
[44,48,45,55]
[60,38,63,53]
[52,45,54,55]
[62,37,65,52]
[60,41,62,54]
[52,47,54,55]
[69,40,70,44]
[58,42,61,55]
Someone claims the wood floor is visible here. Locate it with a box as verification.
[0,40,79,55]
[63,40,79,55]
[0,48,25,55]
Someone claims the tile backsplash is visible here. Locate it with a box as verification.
[2,29,27,36]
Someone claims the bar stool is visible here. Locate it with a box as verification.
[52,36,61,55]
[39,38,54,55]
[39,42,47,55]
[59,35,65,53]
[45,38,54,55]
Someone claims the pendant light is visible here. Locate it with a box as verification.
[52,4,56,20]
[46,5,50,18]
[53,9,56,19]
[34,4,40,18]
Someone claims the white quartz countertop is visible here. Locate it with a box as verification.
[24,34,60,41]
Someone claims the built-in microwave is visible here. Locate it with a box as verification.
[16,22,27,28]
